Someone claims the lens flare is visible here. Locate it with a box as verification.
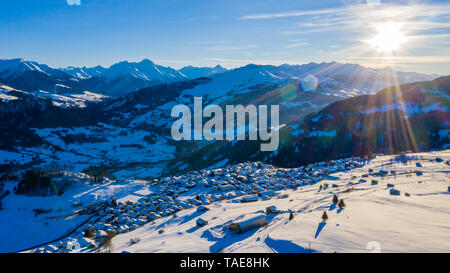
[300,74,318,92]
[279,83,298,101]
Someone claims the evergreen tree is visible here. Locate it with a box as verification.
[332,194,339,204]
[322,211,328,222]
[289,212,294,221]
[338,199,346,209]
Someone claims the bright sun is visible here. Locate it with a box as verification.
[368,22,407,53]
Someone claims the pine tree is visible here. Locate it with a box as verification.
[332,194,339,204]
[289,212,294,221]
[319,185,323,191]
[322,211,328,222]
[338,199,346,209]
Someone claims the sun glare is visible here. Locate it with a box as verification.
[368,22,407,53]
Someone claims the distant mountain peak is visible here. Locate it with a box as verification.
[139,58,155,64]
[178,64,228,79]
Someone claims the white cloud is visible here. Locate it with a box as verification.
[240,6,350,20]
[241,2,450,37]
[284,42,309,48]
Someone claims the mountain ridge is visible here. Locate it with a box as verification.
[1,57,439,98]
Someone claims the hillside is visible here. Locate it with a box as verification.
[0,150,446,253]
[0,62,445,180]
[111,151,450,253]
[171,76,449,174]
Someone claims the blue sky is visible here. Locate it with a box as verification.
[1,0,449,74]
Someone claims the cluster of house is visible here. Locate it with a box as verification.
[32,158,367,252]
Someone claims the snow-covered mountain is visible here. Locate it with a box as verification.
[61,66,106,79]
[0,58,80,94]
[1,58,439,99]
[0,57,445,180]
[60,60,227,97]
[175,75,449,174]
[63,62,227,81]
[0,58,68,79]
[179,64,227,79]
[100,59,185,82]
[0,75,447,182]
[87,59,187,97]
[0,84,108,107]
[0,58,448,254]
[1,58,191,97]
[61,61,227,97]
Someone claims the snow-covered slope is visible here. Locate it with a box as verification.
[0,58,66,79]
[173,75,449,174]
[100,59,185,82]
[109,151,450,253]
[2,150,447,253]
[0,84,21,102]
[60,59,188,97]
[1,74,445,182]
[58,60,438,98]
[0,173,153,252]
[61,66,106,79]
[0,59,82,94]
[0,84,108,108]
[179,65,227,79]
[1,58,189,97]
[2,57,438,99]
[63,60,186,83]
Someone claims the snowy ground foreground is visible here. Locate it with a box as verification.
[1,150,448,253]
[0,177,157,253]
[111,151,450,253]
